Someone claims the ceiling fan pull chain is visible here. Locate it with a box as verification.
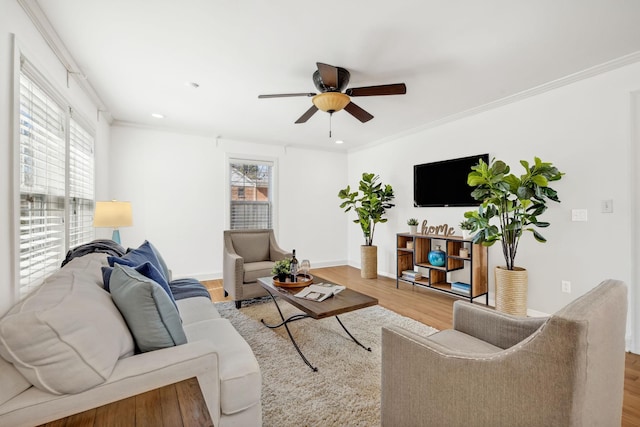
[329,111,332,138]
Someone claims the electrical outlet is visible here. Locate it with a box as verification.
[571,209,588,222]
[561,280,571,293]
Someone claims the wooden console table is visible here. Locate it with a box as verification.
[38,377,213,427]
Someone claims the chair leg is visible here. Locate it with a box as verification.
[224,290,228,297]
[235,300,242,309]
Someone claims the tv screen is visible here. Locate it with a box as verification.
[414,154,489,207]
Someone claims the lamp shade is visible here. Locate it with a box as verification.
[93,201,133,228]
[312,92,350,112]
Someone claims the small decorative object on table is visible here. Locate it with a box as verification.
[272,259,291,283]
[428,245,446,267]
[459,247,469,258]
[407,218,419,234]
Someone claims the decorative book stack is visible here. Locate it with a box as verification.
[402,270,423,281]
[452,282,471,295]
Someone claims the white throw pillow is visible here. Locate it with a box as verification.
[0,254,135,394]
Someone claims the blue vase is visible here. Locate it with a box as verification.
[428,245,446,267]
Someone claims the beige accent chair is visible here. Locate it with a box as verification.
[223,229,290,308]
[381,280,628,427]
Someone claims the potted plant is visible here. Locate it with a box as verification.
[338,173,395,278]
[459,219,475,240]
[407,218,419,234]
[271,259,291,282]
[463,157,564,316]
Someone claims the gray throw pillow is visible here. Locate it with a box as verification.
[110,264,187,352]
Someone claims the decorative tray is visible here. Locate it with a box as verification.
[273,274,313,288]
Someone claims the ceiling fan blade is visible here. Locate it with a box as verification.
[258,93,315,99]
[346,83,407,97]
[316,63,339,89]
[295,105,319,124]
[344,102,374,123]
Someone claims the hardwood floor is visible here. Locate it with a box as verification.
[204,265,640,426]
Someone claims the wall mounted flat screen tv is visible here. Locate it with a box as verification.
[414,153,489,207]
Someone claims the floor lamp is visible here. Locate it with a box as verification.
[93,201,133,245]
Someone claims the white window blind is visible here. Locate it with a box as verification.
[18,62,95,297]
[229,160,273,229]
[68,118,95,248]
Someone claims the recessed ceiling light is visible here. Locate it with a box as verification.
[185,82,200,89]
[335,140,344,144]
[151,113,165,119]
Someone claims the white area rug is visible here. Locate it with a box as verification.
[216,299,438,427]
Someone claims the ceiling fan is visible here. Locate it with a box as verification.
[258,62,407,125]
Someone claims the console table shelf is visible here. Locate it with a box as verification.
[396,233,488,303]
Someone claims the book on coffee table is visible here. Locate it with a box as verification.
[294,283,346,302]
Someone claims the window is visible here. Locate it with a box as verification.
[18,60,95,297]
[229,160,273,229]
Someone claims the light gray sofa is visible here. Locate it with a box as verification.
[382,279,628,427]
[0,252,262,427]
[223,229,290,308]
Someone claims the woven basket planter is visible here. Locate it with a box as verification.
[361,245,378,279]
[494,266,528,316]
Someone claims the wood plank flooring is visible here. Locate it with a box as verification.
[204,265,640,427]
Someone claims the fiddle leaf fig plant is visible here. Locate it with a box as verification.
[463,157,564,270]
[338,173,395,246]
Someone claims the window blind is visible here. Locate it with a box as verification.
[18,63,95,297]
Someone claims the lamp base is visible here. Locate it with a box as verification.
[112,229,121,245]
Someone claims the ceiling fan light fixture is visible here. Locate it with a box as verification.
[312,92,350,113]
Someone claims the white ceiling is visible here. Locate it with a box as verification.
[35,0,640,151]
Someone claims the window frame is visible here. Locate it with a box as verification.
[225,155,278,232]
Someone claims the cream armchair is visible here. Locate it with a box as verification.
[223,229,290,308]
[381,280,627,427]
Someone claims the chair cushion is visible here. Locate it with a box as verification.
[243,261,274,283]
[110,264,187,353]
[231,232,270,263]
[0,254,134,394]
[426,329,502,354]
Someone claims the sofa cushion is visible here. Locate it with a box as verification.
[108,240,168,281]
[176,297,221,325]
[231,232,270,263]
[0,357,31,406]
[0,254,135,394]
[183,318,261,415]
[243,261,275,283]
[110,264,187,353]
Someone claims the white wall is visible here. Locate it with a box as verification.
[347,60,640,350]
[0,0,110,314]
[109,125,347,279]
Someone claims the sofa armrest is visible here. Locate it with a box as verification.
[452,301,547,349]
[0,341,221,427]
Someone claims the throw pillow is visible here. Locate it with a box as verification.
[110,264,187,353]
[102,262,177,311]
[108,240,167,282]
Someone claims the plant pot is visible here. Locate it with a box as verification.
[409,225,418,234]
[361,245,378,279]
[462,230,475,240]
[277,273,287,282]
[494,266,528,316]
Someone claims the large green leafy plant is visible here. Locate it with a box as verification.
[338,173,395,246]
[463,157,564,270]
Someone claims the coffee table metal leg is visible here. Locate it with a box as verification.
[260,291,318,372]
[335,316,372,352]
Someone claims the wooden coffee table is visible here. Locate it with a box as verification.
[257,274,378,371]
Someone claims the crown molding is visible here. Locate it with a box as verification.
[18,0,112,125]
[351,51,640,153]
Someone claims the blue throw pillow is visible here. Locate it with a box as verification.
[102,262,178,312]
[109,264,187,353]
[108,241,167,282]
